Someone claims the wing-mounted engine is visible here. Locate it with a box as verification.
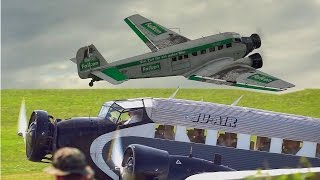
[120,144,234,180]
[249,53,263,69]
[26,110,54,161]
[234,53,263,69]
[121,144,170,180]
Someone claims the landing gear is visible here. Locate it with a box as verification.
[88,76,101,87]
[89,80,94,87]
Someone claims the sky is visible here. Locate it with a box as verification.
[1,0,320,90]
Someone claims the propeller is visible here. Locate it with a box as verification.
[17,98,27,143]
[169,86,180,99]
[255,27,265,57]
[107,127,124,175]
[256,27,264,41]
[231,95,244,106]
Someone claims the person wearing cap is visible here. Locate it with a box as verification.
[44,147,94,180]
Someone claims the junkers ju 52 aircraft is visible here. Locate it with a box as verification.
[18,92,320,180]
[70,14,294,92]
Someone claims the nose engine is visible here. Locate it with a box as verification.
[26,110,54,161]
[250,33,261,49]
[242,33,261,55]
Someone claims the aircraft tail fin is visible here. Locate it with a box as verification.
[72,44,109,79]
[71,44,128,86]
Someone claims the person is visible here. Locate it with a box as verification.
[282,140,301,155]
[155,125,175,140]
[187,128,205,144]
[316,144,320,157]
[44,147,94,180]
[163,125,175,140]
[155,125,165,139]
[124,109,143,125]
[217,134,226,146]
[257,137,270,152]
[225,132,237,148]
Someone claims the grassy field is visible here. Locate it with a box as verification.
[1,89,320,179]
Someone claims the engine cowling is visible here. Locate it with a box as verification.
[26,110,54,161]
[249,53,263,69]
[120,144,235,180]
[234,52,263,69]
[250,33,261,49]
[121,144,170,180]
[242,33,262,55]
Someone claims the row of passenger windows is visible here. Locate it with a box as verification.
[171,43,233,62]
[154,124,320,157]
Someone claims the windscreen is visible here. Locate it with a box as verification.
[98,105,110,118]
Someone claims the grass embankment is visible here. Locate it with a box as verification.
[1,89,320,179]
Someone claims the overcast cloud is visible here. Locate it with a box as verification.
[1,0,320,90]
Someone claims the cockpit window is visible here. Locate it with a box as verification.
[111,103,124,112]
[108,108,121,123]
[99,99,146,124]
[98,106,110,118]
[118,109,144,125]
[116,100,144,109]
[234,38,241,43]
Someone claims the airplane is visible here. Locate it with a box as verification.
[18,91,320,180]
[70,14,295,92]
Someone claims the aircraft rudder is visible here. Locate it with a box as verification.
[75,44,109,79]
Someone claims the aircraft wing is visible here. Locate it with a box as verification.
[124,14,190,52]
[187,64,295,92]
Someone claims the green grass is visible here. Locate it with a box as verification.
[1,89,320,179]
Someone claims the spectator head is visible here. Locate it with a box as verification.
[44,147,94,180]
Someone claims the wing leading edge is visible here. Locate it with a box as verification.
[124,14,190,52]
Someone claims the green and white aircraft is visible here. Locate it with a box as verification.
[70,14,294,92]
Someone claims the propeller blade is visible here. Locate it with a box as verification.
[17,99,27,143]
[256,27,264,40]
[169,86,180,99]
[231,95,244,106]
[107,127,124,172]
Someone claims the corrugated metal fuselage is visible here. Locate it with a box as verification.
[55,117,320,180]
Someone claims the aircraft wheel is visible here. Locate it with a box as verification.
[89,81,94,87]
